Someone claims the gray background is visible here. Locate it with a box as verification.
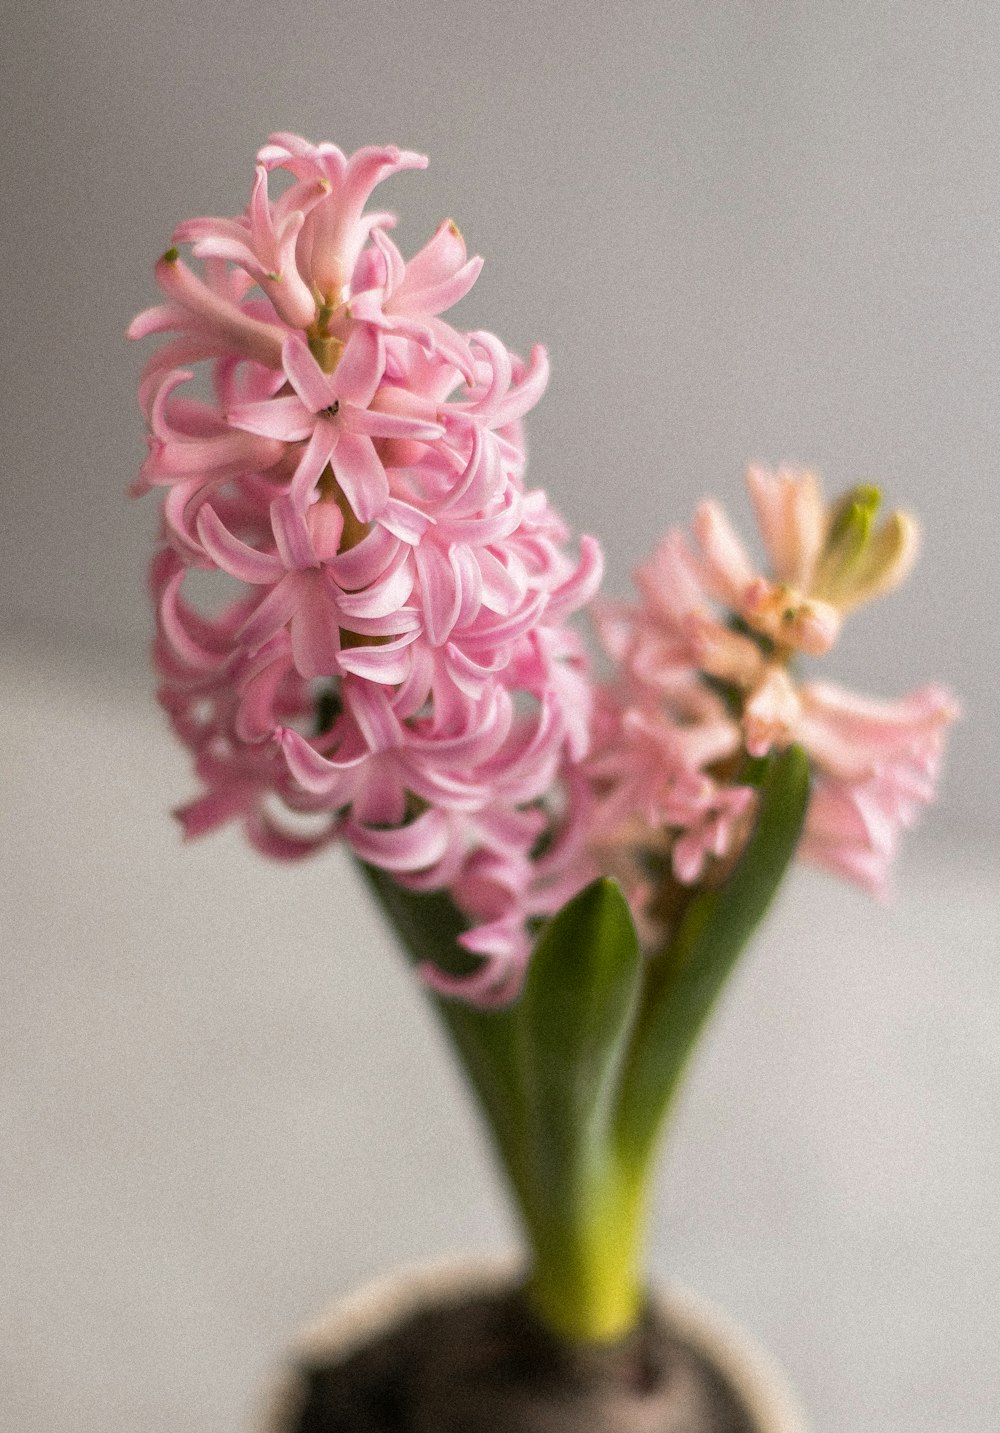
[1,3,998,1431]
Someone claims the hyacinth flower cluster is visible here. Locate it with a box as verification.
[580,468,958,947]
[131,136,957,1353]
[130,133,602,1004]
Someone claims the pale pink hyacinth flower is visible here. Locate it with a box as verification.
[580,468,957,936]
[131,134,603,1004]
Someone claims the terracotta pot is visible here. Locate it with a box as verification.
[257,1255,809,1433]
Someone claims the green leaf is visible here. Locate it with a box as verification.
[612,745,811,1164]
[515,878,648,1340]
[519,878,642,1196]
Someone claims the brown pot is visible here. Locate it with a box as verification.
[257,1255,809,1433]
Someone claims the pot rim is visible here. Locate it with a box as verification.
[258,1253,809,1433]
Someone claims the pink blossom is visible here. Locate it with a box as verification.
[796,684,959,895]
[131,134,603,1004]
[577,473,957,938]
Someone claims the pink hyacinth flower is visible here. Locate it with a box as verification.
[131,133,605,1005]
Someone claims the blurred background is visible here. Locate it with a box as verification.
[2,3,997,1431]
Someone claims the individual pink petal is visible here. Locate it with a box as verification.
[289,576,343,677]
[228,393,315,441]
[330,431,389,522]
[693,499,759,609]
[247,807,338,862]
[367,227,406,293]
[491,343,550,428]
[797,681,959,781]
[378,498,434,543]
[449,545,485,626]
[437,424,500,514]
[152,251,284,368]
[278,726,367,793]
[475,549,524,616]
[237,575,301,651]
[745,466,825,589]
[420,914,530,1007]
[345,405,444,441]
[346,809,450,872]
[336,557,414,619]
[175,783,255,840]
[395,219,482,312]
[290,423,340,507]
[443,643,507,699]
[270,494,319,570]
[462,593,548,653]
[544,536,605,624]
[415,543,462,646]
[158,567,232,672]
[331,324,384,407]
[195,506,284,585]
[282,334,337,411]
[343,679,403,753]
[329,525,400,590]
[336,632,418,683]
[235,650,293,742]
[743,665,802,758]
[634,529,708,628]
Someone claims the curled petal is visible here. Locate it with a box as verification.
[545,536,605,625]
[337,631,418,683]
[346,809,450,872]
[394,220,482,314]
[278,727,366,796]
[421,916,529,1008]
[197,506,284,584]
[329,525,401,590]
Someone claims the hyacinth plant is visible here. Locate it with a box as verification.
[130,134,957,1352]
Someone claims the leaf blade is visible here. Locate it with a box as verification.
[519,877,642,1187]
[613,745,811,1162]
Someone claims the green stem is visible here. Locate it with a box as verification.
[524,1149,648,1342]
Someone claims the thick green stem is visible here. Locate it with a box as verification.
[524,1150,648,1343]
